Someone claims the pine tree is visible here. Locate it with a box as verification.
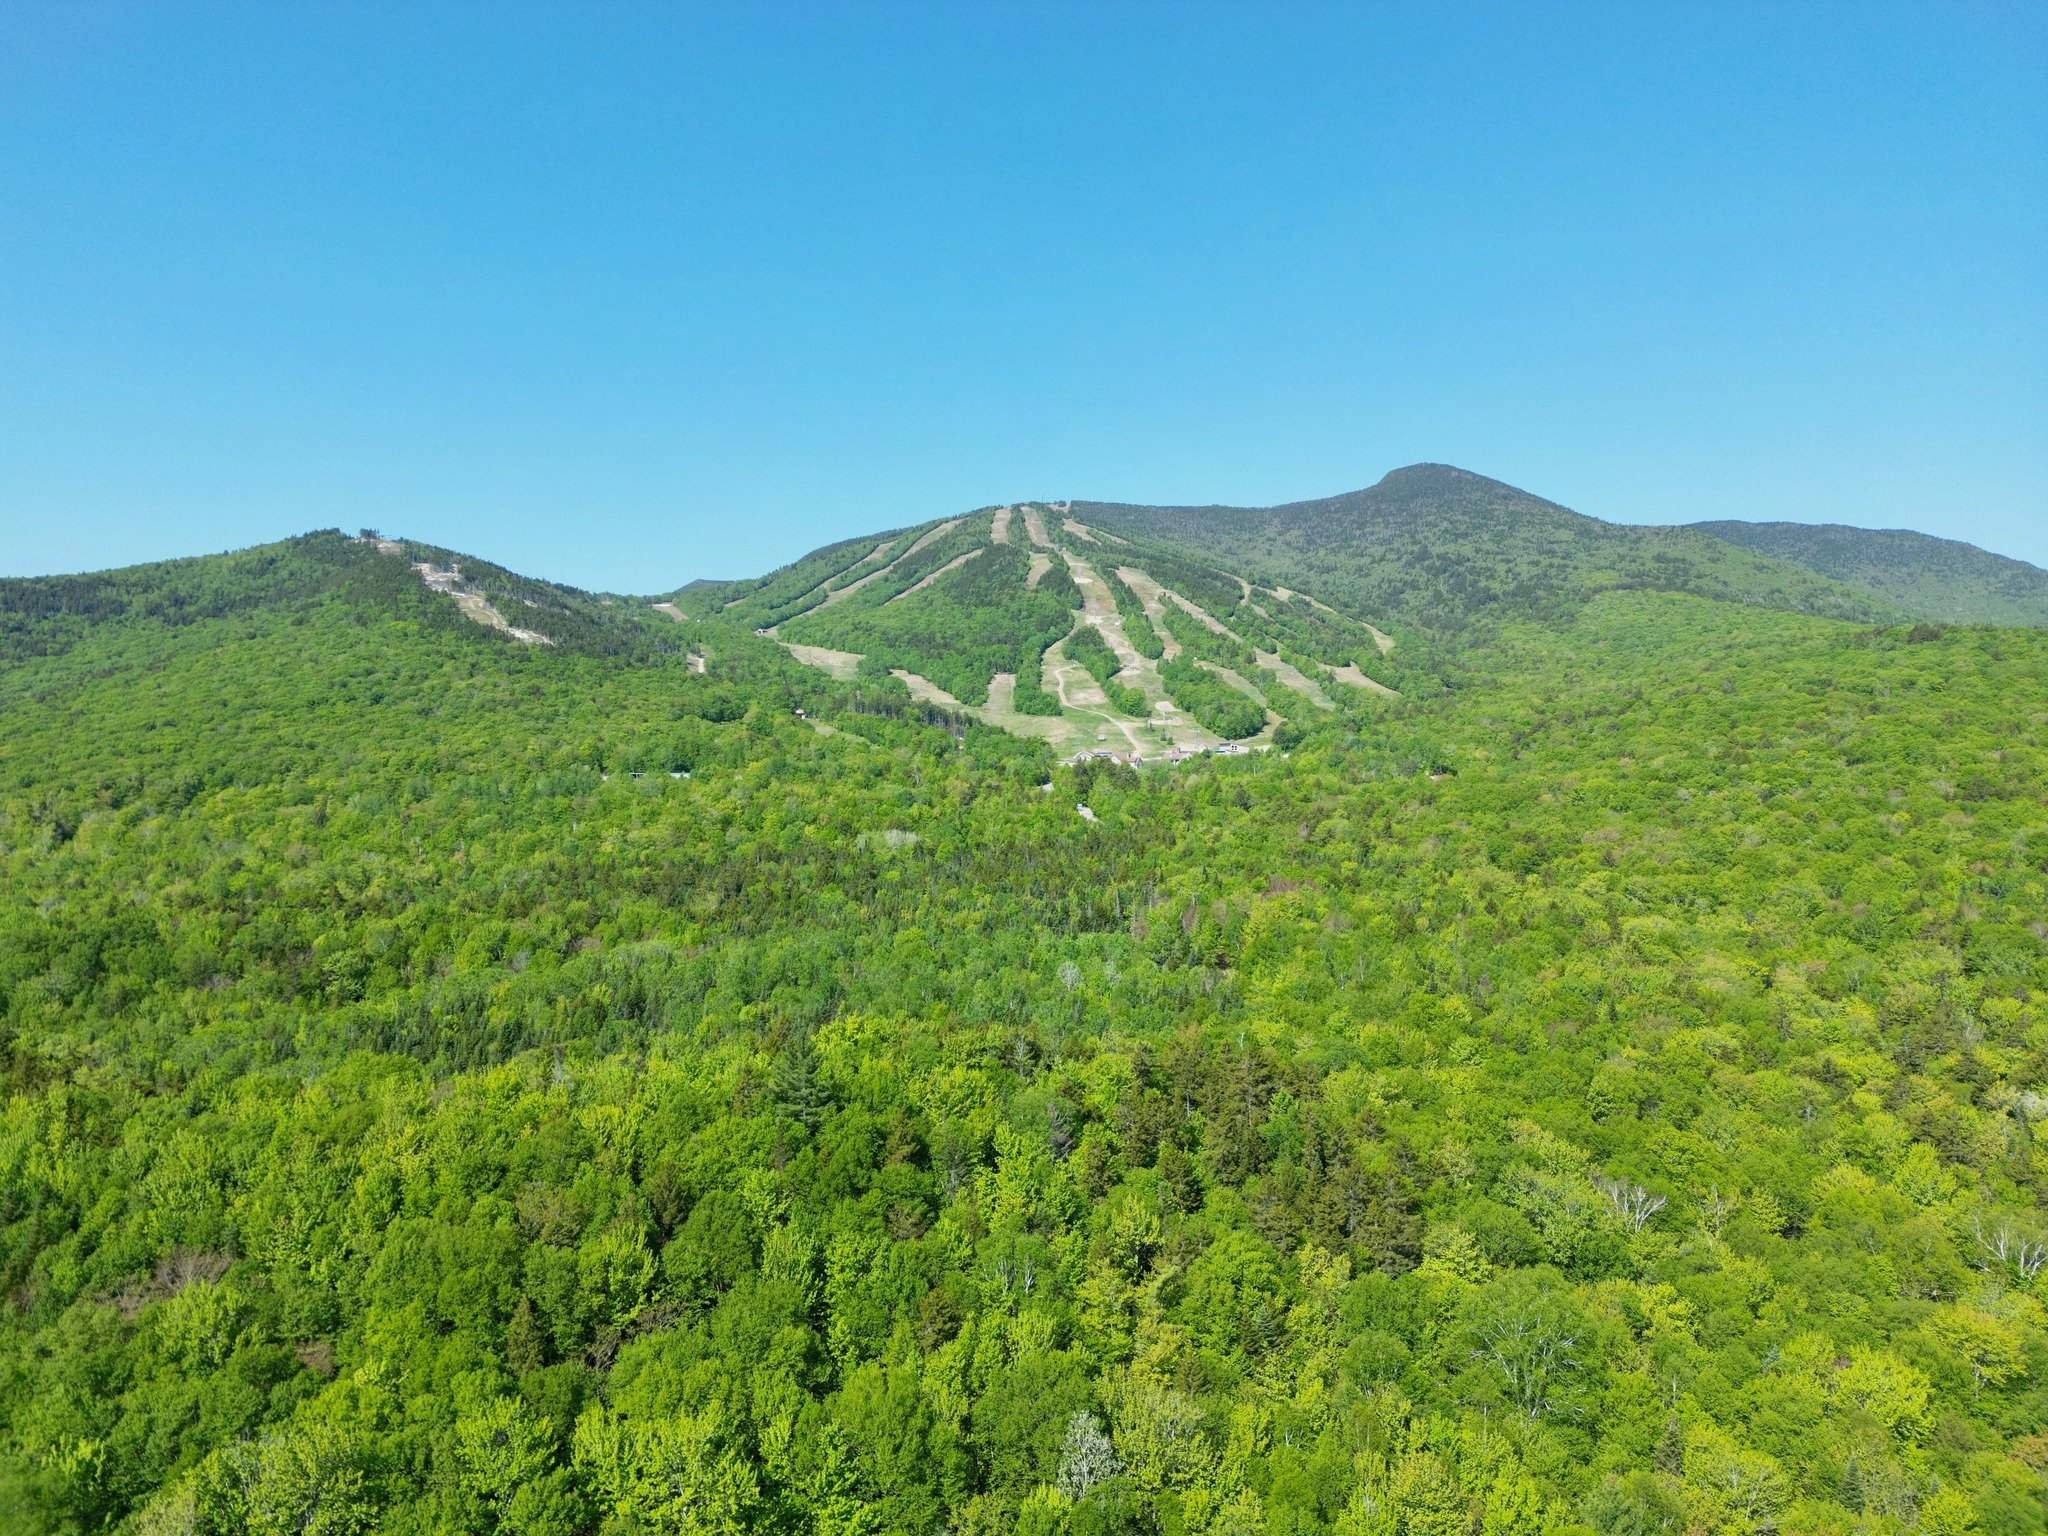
[772,1031,831,1130]
[506,1296,548,1375]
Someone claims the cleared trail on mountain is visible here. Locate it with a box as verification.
[780,644,863,680]
[1062,553,1152,675]
[1256,651,1334,708]
[1115,561,1354,709]
[806,520,962,614]
[724,537,897,621]
[1323,661,1398,697]
[757,506,1370,754]
[414,561,554,645]
[887,547,985,603]
[890,670,969,709]
[1159,579,1249,644]
[1113,567,1183,659]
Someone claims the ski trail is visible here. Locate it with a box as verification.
[1323,662,1399,698]
[1112,566,1183,659]
[886,547,983,603]
[815,519,964,608]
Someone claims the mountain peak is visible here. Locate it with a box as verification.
[1372,462,1492,490]
[1074,467,1898,633]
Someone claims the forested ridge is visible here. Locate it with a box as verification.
[1,524,2045,1536]
[1686,524,2048,629]
[1069,467,2038,642]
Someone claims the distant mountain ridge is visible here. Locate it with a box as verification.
[1073,464,1912,636]
[8,467,2035,739]
[1688,518,2048,625]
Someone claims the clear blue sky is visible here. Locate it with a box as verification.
[4,2,2044,587]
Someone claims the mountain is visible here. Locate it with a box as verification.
[655,467,2047,758]
[0,528,681,668]
[3,511,2046,1536]
[1689,518,2048,625]
[1073,464,1908,635]
[663,502,1414,757]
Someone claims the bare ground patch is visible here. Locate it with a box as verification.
[413,563,554,645]
[1063,554,1152,674]
[891,670,969,709]
[1322,662,1398,698]
[1113,567,1183,660]
[780,643,864,681]
[1120,564,1251,649]
[1256,651,1334,708]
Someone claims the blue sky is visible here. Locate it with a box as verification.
[4,2,2044,587]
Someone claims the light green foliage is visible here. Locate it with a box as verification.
[0,529,2044,1536]
[1157,656,1266,739]
[1063,626,1148,717]
[1100,569,1165,661]
[784,541,1078,709]
[1691,519,2048,626]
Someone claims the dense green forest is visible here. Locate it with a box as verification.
[1688,523,2048,628]
[781,539,1079,712]
[1,523,2044,1536]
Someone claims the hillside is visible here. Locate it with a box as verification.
[1074,464,1908,637]
[1690,519,2048,626]
[651,469,2046,759]
[1,526,2045,1536]
[664,504,1413,757]
[0,530,683,668]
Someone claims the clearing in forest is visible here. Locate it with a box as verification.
[802,520,962,615]
[1121,561,1367,708]
[779,643,863,680]
[1322,662,1398,697]
[1063,553,1151,674]
[1038,637,1214,757]
[1154,575,1247,644]
[1256,651,1334,708]
[760,519,1359,757]
[891,670,968,709]
[414,562,554,645]
[1113,567,1183,659]
[887,547,984,603]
